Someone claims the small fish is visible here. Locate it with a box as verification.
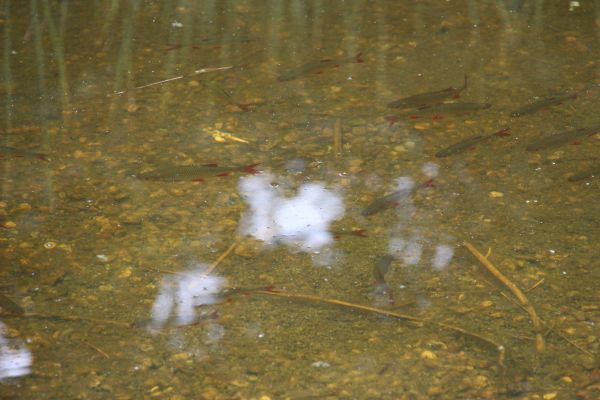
[363,179,433,216]
[138,163,259,182]
[332,228,367,239]
[387,75,468,109]
[568,165,600,182]
[526,125,600,151]
[0,146,49,161]
[373,254,393,284]
[165,37,254,51]
[510,93,577,117]
[0,293,24,315]
[362,191,405,216]
[393,102,492,121]
[436,127,511,157]
[278,52,364,82]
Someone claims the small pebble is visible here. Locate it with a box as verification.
[414,122,430,130]
[560,376,573,384]
[118,268,132,279]
[427,386,443,396]
[2,220,16,229]
[96,254,110,263]
[311,361,331,368]
[420,350,437,360]
[73,150,86,159]
[17,203,31,211]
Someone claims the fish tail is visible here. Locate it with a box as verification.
[242,163,260,174]
[495,127,511,137]
[355,52,364,63]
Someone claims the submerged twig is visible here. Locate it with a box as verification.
[333,118,343,161]
[81,340,110,359]
[251,288,505,366]
[526,278,545,292]
[463,241,545,353]
[0,311,132,328]
[499,291,594,358]
[110,65,233,95]
[204,242,236,276]
[141,242,236,279]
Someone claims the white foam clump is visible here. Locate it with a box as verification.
[394,176,415,192]
[239,174,345,252]
[432,244,454,270]
[389,237,422,266]
[148,265,226,331]
[421,162,439,178]
[238,173,279,243]
[0,322,32,380]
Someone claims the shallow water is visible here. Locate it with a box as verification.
[1,1,599,399]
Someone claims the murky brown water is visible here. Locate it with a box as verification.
[1,1,599,399]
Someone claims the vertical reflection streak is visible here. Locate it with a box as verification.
[2,0,13,198]
[100,0,121,50]
[32,0,55,210]
[42,0,70,117]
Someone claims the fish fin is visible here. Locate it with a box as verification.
[452,94,461,99]
[165,43,181,52]
[243,163,260,174]
[571,140,582,146]
[36,153,49,161]
[355,52,364,63]
[216,172,231,177]
[385,115,398,127]
[432,115,444,121]
[192,178,205,183]
[236,103,254,112]
[421,179,435,189]
[409,115,420,120]
[351,229,367,237]
[495,127,511,137]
